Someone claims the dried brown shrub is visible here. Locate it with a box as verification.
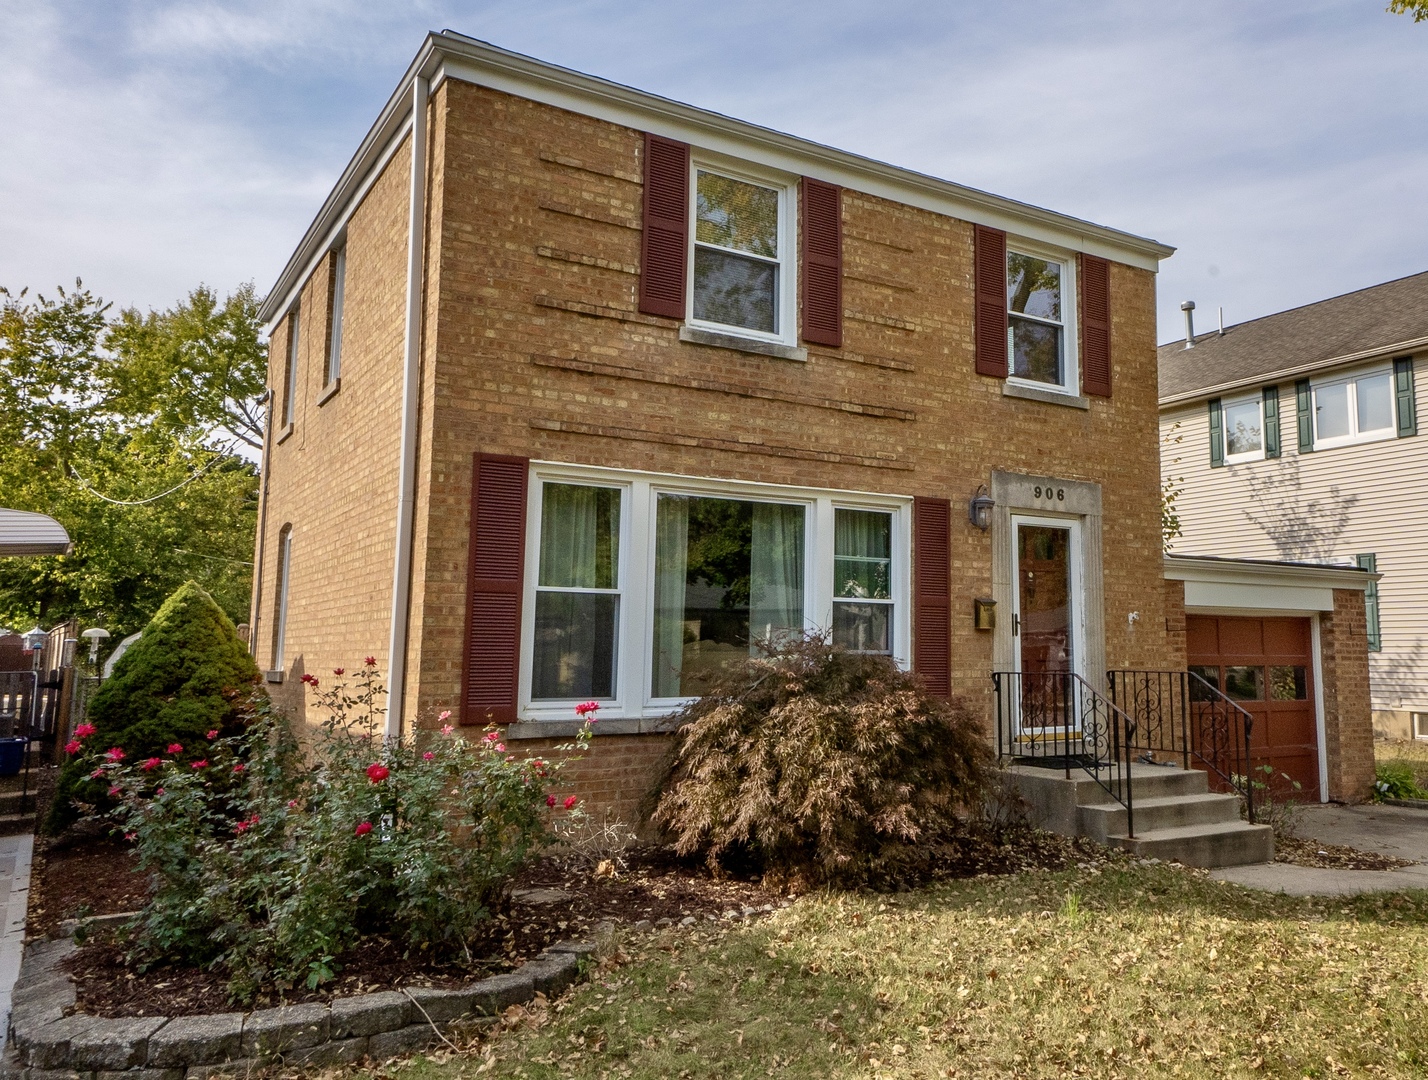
[650,635,990,888]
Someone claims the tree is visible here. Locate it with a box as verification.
[0,282,264,641]
[1389,0,1428,20]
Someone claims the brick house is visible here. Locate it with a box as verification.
[250,32,1370,844]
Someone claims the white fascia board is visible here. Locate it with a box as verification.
[1158,335,1428,410]
[1183,581,1336,613]
[1165,554,1377,593]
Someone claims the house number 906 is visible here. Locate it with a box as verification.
[1033,485,1066,501]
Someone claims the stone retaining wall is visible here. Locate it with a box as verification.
[5,938,592,1078]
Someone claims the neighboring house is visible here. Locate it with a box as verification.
[1159,272,1427,745]
[250,31,1373,835]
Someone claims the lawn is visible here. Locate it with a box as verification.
[1377,738,1428,790]
[390,864,1428,1080]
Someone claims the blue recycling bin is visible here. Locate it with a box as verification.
[0,737,27,778]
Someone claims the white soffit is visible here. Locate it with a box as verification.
[1165,554,1373,614]
[0,509,72,556]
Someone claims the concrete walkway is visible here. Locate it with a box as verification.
[1211,802,1428,896]
[0,835,31,1039]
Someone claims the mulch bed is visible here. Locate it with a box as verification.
[1274,834,1417,871]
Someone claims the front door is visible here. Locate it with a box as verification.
[1011,516,1081,733]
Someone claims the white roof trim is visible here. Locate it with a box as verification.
[259,32,1173,326]
[0,509,72,556]
[1164,553,1375,592]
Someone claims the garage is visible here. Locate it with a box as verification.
[1187,614,1319,801]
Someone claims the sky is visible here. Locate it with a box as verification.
[2,1,1426,345]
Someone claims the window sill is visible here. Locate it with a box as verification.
[264,670,284,684]
[317,378,341,406]
[1002,381,1090,410]
[504,716,681,740]
[275,422,295,445]
[679,325,807,362]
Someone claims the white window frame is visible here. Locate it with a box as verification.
[1221,392,1266,464]
[831,507,898,656]
[518,463,911,722]
[1311,364,1396,449]
[325,244,346,386]
[686,156,798,348]
[1005,240,1079,397]
[272,527,293,670]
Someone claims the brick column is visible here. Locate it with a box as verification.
[1163,578,1187,672]
[1319,589,1375,802]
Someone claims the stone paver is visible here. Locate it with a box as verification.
[1210,861,1428,896]
[0,834,33,1041]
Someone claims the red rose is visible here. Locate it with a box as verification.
[155,787,165,796]
[105,747,125,762]
[74,723,97,738]
[546,794,557,808]
[192,760,208,769]
[364,656,378,667]
[333,668,345,676]
[355,821,373,837]
[563,795,578,810]
[108,786,121,797]
[574,701,600,717]
[63,740,82,755]
[422,751,435,761]
[366,763,390,783]
[167,743,183,754]
[233,763,247,773]
[89,768,104,780]
[141,757,161,771]
[207,730,218,740]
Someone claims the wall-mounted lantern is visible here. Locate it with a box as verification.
[968,486,995,531]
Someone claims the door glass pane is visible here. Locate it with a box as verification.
[1223,399,1263,456]
[1314,382,1350,440]
[1010,316,1062,385]
[1269,665,1308,700]
[538,484,620,588]
[652,495,804,697]
[1007,253,1061,320]
[693,247,776,333]
[1356,372,1394,433]
[531,593,618,700]
[696,172,778,257]
[1224,666,1263,701]
[1189,665,1221,700]
[1017,524,1072,674]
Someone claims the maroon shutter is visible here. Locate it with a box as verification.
[801,177,842,346]
[461,453,529,725]
[638,134,690,319]
[913,496,952,697]
[1081,254,1112,397]
[974,225,1009,378]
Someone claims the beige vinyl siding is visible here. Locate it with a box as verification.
[1161,356,1428,710]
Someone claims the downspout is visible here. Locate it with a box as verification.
[248,388,274,662]
[386,75,429,742]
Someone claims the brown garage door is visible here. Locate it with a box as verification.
[1187,615,1319,802]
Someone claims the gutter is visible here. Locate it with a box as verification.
[1158,334,1428,409]
[385,75,429,742]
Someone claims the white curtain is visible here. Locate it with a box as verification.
[539,484,615,587]
[750,502,804,653]
[651,496,690,697]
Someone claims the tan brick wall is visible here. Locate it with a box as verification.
[1320,588,1376,802]
[1162,578,1187,672]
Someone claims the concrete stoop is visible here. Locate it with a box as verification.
[1002,761,1273,868]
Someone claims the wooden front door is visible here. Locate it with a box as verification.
[1186,615,1319,801]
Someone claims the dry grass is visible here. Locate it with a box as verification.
[1377,738,1428,789]
[388,863,1428,1080]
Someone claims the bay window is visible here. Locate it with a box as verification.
[520,466,909,720]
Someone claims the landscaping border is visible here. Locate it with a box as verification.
[3,937,593,1078]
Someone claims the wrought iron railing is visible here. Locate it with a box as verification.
[1106,669,1256,823]
[992,670,1138,837]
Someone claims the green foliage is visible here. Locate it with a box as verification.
[651,635,990,888]
[1389,0,1428,21]
[0,282,263,639]
[45,581,259,835]
[1374,760,1428,801]
[81,664,592,1001]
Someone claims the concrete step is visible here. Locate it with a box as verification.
[1111,820,1274,868]
[0,814,35,838]
[1079,792,1243,844]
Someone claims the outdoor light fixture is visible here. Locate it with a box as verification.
[22,626,45,671]
[81,627,110,665]
[968,486,995,530]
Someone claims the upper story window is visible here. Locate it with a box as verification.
[325,244,346,386]
[1007,248,1078,392]
[1222,393,1265,463]
[689,165,794,343]
[282,305,300,428]
[1313,366,1394,448]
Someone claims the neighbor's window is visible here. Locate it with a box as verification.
[652,495,805,698]
[1313,367,1394,447]
[283,305,300,427]
[691,169,785,338]
[1007,250,1076,389]
[832,509,894,654]
[325,244,346,385]
[531,483,622,701]
[1222,394,1265,463]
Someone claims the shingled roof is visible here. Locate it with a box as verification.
[1158,270,1428,404]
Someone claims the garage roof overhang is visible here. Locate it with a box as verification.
[0,509,72,557]
[1164,553,1376,614]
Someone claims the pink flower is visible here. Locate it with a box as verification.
[207,730,218,740]
[124,832,136,841]
[191,760,208,769]
[366,763,390,783]
[287,799,299,809]
[64,740,82,755]
[364,656,378,667]
[141,757,161,771]
[574,701,600,718]
[546,794,557,808]
[563,795,578,811]
[74,723,97,738]
[495,743,505,753]
[233,763,246,773]
[355,821,373,837]
[438,710,452,723]
[422,751,435,761]
[441,725,455,736]
[90,768,104,780]
[155,787,165,796]
[234,813,259,834]
[167,743,183,754]
[105,747,125,762]
[484,731,499,743]
[108,786,121,797]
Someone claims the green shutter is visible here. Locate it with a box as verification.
[1355,553,1381,652]
[1208,398,1224,467]
[1262,385,1280,458]
[1394,357,1417,438]
[1295,378,1314,453]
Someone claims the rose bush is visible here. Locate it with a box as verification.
[77,662,593,999]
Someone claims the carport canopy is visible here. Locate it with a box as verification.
[0,509,72,556]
